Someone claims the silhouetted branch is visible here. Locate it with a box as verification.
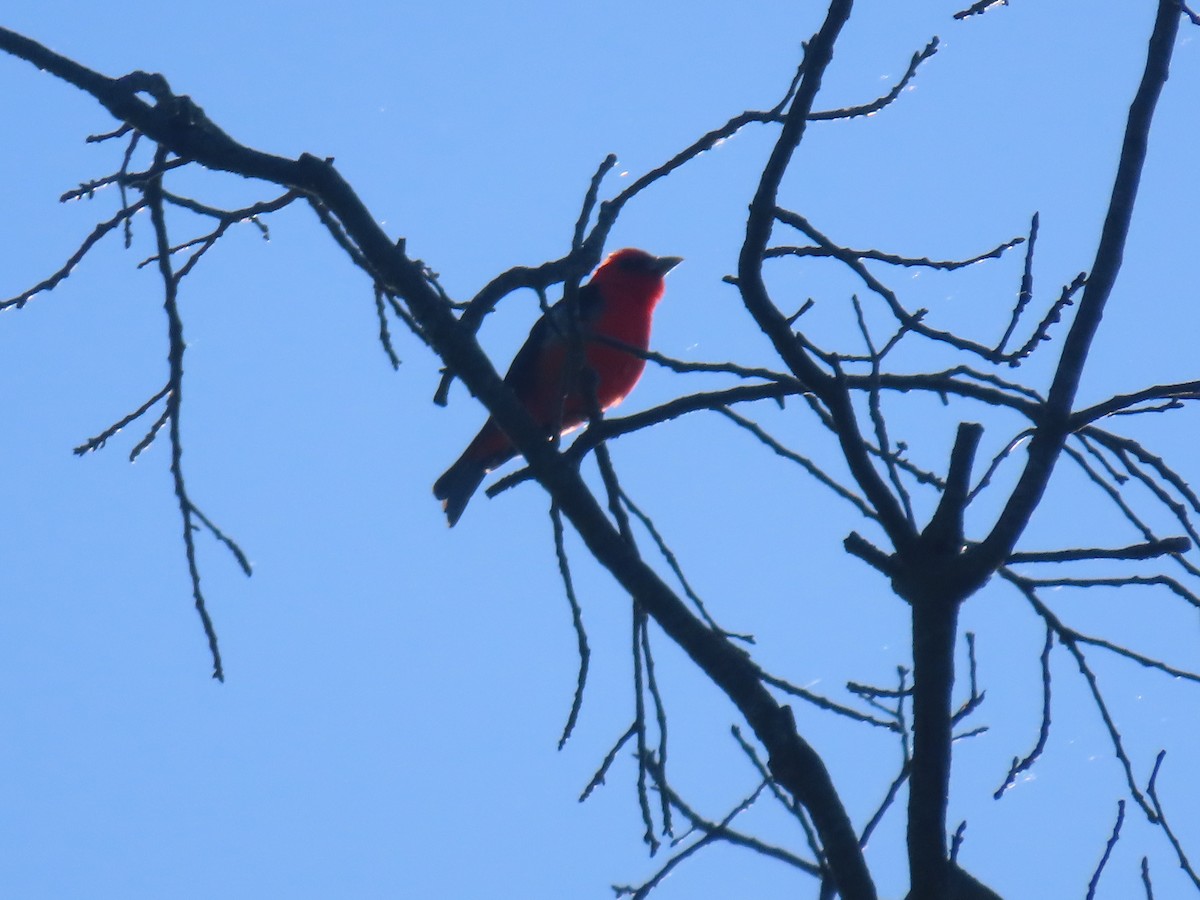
[1102,444,1200,574]
[2,200,147,310]
[994,619,1052,798]
[774,208,1042,365]
[573,154,617,249]
[767,233,1022,271]
[952,632,986,729]
[594,337,800,384]
[60,157,188,203]
[810,37,940,120]
[716,406,878,520]
[851,296,915,524]
[1062,644,1146,808]
[628,626,658,851]
[1087,800,1125,899]
[848,673,912,900]
[73,384,170,455]
[995,213,1038,355]
[972,0,1181,570]
[1006,570,1154,815]
[1088,428,1200,517]
[145,147,225,681]
[1008,538,1191,564]
[640,619,673,839]
[489,369,1045,501]
[953,0,1009,19]
[1072,382,1200,425]
[305,195,381,283]
[844,532,898,577]
[614,774,821,899]
[1063,443,1163,547]
[190,505,252,577]
[129,405,171,461]
[760,671,901,732]
[738,4,919,575]
[1022,574,1200,608]
[730,725,825,860]
[550,505,590,750]
[1145,751,1200,888]
[1005,272,1087,365]
[137,190,297,280]
[618,489,752,642]
[922,422,983,551]
[580,723,637,802]
[373,286,402,369]
[861,761,911,848]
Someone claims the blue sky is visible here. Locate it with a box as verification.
[2,2,1199,897]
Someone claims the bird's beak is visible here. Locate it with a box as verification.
[653,255,684,275]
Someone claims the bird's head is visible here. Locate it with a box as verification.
[591,248,683,306]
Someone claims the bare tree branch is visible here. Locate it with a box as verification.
[971,0,1182,570]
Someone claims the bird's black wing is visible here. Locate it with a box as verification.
[502,282,603,397]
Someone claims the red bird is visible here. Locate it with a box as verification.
[434,248,682,526]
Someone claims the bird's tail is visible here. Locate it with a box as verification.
[433,452,487,527]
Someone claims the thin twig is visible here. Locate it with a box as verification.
[550,504,590,750]
[953,0,1008,19]
[579,723,637,802]
[1086,800,1125,899]
[73,384,170,455]
[809,37,940,121]
[191,504,252,577]
[993,617,1052,798]
[373,286,402,369]
[619,489,751,641]
[767,234,1022,271]
[1145,751,1200,888]
[2,200,147,310]
[995,212,1038,355]
[146,146,224,681]
[761,672,901,731]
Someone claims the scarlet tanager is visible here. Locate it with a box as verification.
[434,248,682,526]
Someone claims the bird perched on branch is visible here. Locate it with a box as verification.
[434,248,682,526]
